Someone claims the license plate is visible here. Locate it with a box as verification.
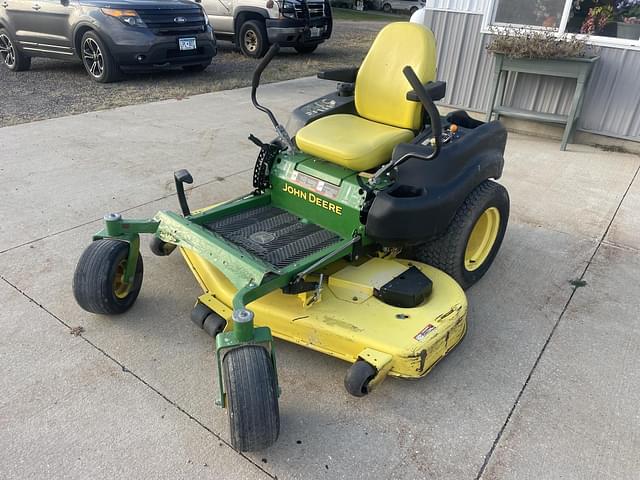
[179,37,197,51]
[310,27,322,38]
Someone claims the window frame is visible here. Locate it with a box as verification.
[481,0,640,51]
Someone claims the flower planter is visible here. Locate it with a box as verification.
[617,21,640,40]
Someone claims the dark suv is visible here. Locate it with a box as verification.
[0,0,217,82]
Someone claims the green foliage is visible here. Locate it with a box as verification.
[487,26,589,59]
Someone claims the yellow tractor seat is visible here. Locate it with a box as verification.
[295,22,437,171]
[295,114,414,172]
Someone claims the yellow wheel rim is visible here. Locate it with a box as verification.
[464,207,500,272]
[112,259,130,299]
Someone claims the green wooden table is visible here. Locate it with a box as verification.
[486,54,599,151]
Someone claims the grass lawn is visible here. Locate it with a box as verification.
[331,7,405,21]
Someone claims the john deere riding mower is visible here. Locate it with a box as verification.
[73,22,509,451]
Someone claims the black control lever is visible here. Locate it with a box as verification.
[174,169,193,217]
[250,44,295,151]
[402,65,442,160]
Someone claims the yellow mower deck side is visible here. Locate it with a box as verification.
[182,248,468,379]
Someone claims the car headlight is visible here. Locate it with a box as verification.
[279,0,297,18]
[201,7,210,25]
[101,8,145,27]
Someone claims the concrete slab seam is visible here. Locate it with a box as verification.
[475,163,640,480]
[0,167,253,256]
[0,274,276,479]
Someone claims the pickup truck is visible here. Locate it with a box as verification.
[202,0,332,57]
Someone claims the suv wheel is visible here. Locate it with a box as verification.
[239,20,268,58]
[382,3,392,12]
[81,31,120,83]
[0,29,31,72]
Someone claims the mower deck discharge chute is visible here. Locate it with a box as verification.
[73,22,509,452]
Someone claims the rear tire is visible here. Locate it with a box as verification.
[382,3,392,12]
[81,31,120,83]
[413,181,509,290]
[73,239,144,315]
[222,346,280,451]
[238,20,268,58]
[294,44,318,54]
[0,29,31,72]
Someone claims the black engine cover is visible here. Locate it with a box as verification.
[365,119,507,245]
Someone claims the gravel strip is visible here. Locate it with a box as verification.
[0,20,388,128]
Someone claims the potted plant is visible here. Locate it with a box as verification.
[487,26,592,59]
[616,0,640,39]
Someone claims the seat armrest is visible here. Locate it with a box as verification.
[406,80,446,102]
[317,67,359,83]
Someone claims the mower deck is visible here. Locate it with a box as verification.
[183,247,468,380]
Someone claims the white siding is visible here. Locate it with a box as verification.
[423,9,640,140]
[424,0,488,14]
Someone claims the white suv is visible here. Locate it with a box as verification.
[380,0,425,15]
[202,0,332,57]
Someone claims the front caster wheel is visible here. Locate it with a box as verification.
[149,236,176,256]
[73,239,143,315]
[222,346,279,451]
[344,360,377,397]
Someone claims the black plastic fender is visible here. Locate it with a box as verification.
[365,120,508,245]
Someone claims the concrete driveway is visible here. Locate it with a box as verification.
[1,77,639,479]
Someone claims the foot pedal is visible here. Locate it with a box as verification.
[374,266,432,308]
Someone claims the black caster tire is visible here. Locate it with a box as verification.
[191,302,212,328]
[238,20,269,58]
[203,313,226,338]
[149,236,176,256]
[73,239,143,315]
[294,44,318,54]
[81,30,121,83]
[414,180,509,290]
[344,360,376,397]
[182,63,209,73]
[0,28,31,72]
[222,345,279,451]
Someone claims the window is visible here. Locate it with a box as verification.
[485,0,640,48]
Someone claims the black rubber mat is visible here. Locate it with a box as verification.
[204,205,341,270]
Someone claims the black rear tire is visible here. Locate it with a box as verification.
[81,30,121,83]
[344,360,376,397]
[383,3,392,12]
[73,239,144,315]
[222,346,279,451]
[0,28,31,72]
[238,20,269,58]
[413,181,509,290]
[294,44,318,54]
